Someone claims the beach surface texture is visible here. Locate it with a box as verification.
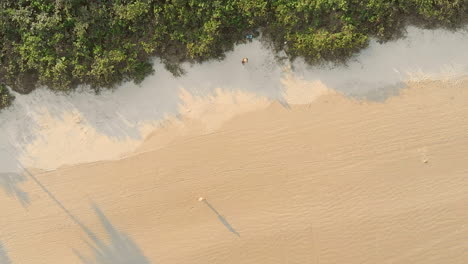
[1,26,467,263]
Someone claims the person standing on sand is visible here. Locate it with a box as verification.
[242,58,248,65]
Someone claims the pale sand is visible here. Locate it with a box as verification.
[1,77,467,263]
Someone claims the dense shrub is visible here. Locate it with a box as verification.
[0,0,467,108]
[0,83,14,109]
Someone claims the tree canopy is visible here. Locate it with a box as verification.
[0,0,467,109]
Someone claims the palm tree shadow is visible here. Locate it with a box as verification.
[0,241,12,264]
[0,163,150,263]
[0,172,30,207]
[73,204,151,264]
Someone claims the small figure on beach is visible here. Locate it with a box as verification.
[241,58,248,65]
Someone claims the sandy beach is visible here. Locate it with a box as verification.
[1,76,467,263]
[1,26,468,263]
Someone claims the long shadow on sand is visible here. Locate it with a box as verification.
[0,172,30,207]
[73,204,151,264]
[0,159,150,263]
[17,166,151,263]
[202,199,240,237]
[0,241,12,264]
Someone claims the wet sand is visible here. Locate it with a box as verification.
[1,77,467,263]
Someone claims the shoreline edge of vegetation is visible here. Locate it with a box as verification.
[1,0,467,109]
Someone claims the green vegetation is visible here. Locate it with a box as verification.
[0,0,467,109]
[0,83,14,109]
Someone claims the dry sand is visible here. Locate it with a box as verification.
[1,76,467,263]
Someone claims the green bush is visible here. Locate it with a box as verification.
[0,84,14,110]
[288,25,368,62]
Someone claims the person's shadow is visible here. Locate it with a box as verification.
[201,199,240,237]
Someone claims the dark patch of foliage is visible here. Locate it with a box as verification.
[0,83,14,110]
